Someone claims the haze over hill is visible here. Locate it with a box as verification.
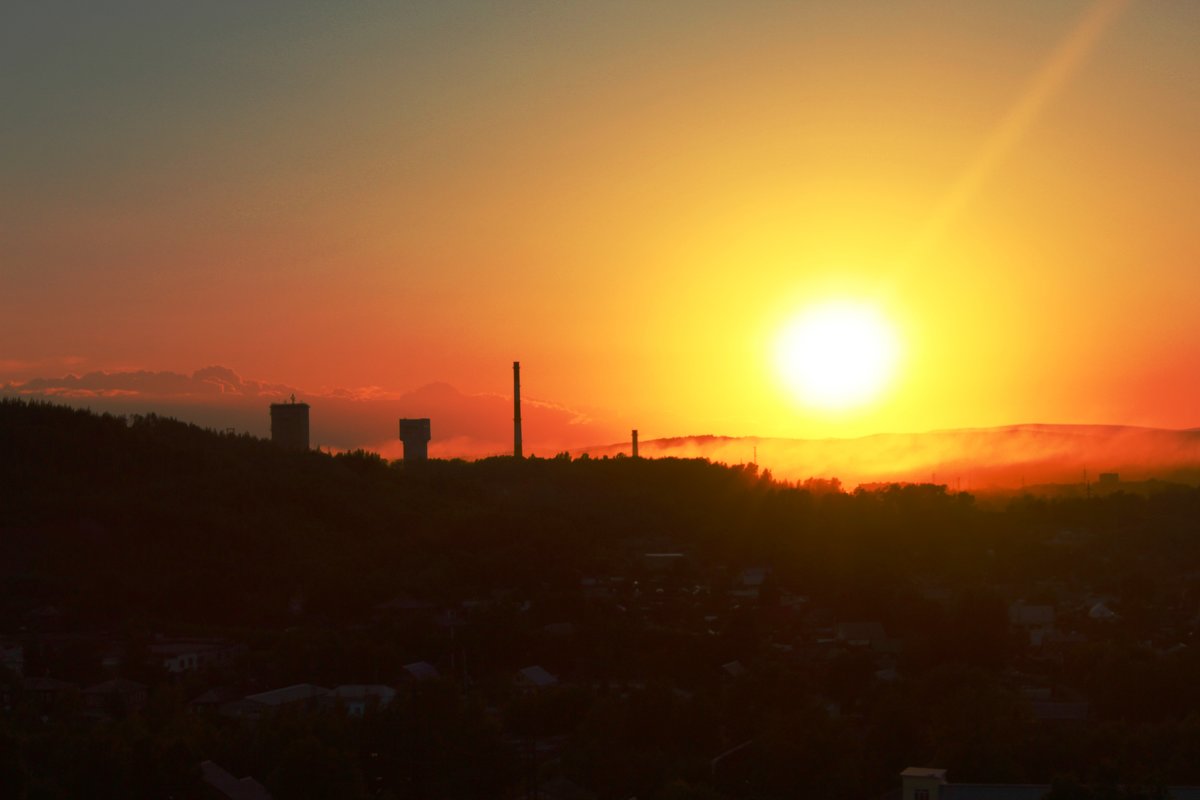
[583,425,1200,491]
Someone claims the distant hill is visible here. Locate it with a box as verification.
[580,424,1200,490]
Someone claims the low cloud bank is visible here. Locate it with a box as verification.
[579,425,1200,490]
[2,367,619,458]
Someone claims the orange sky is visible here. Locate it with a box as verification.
[4,1,1199,447]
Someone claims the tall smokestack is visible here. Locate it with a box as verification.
[513,361,523,459]
[632,429,639,458]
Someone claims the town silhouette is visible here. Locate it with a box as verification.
[3,394,1200,798]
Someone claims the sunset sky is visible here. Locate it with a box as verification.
[4,1,1199,453]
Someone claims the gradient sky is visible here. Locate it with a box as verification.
[3,1,1198,445]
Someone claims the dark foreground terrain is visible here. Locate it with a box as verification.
[3,399,1200,799]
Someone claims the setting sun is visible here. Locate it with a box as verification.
[774,301,901,412]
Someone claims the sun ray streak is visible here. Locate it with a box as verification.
[905,0,1133,265]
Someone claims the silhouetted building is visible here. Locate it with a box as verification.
[328,684,395,716]
[900,767,1200,799]
[201,761,273,800]
[269,397,309,451]
[244,683,329,711]
[632,429,639,458]
[515,665,558,691]
[85,678,148,716]
[401,661,440,682]
[399,418,431,462]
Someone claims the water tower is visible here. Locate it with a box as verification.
[269,396,310,451]
[399,418,431,462]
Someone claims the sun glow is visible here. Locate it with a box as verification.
[774,301,900,411]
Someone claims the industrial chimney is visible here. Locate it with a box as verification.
[632,429,639,458]
[513,361,523,459]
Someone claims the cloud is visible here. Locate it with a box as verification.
[5,366,296,400]
[2,366,621,458]
[0,355,87,379]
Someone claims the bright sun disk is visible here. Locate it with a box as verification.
[775,301,900,411]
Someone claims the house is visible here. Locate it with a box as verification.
[200,760,273,800]
[25,605,65,632]
[329,684,395,716]
[150,639,247,674]
[724,567,767,600]
[1008,602,1056,646]
[85,678,148,716]
[373,594,437,620]
[901,767,948,800]
[900,767,1200,800]
[515,665,559,691]
[836,621,900,653]
[0,640,24,677]
[1043,629,1087,647]
[836,621,887,646]
[99,643,125,671]
[643,553,686,572]
[244,683,329,711]
[739,567,768,587]
[901,767,1055,800]
[778,590,808,612]
[20,676,79,713]
[1030,700,1089,723]
[1009,602,1055,628]
[581,576,617,600]
[402,661,440,682]
[434,609,467,635]
[189,686,242,712]
[218,698,273,720]
[539,776,592,800]
[721,660,747,679]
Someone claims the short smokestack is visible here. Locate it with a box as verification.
[513,361,523,459]
[632,429,639,458]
